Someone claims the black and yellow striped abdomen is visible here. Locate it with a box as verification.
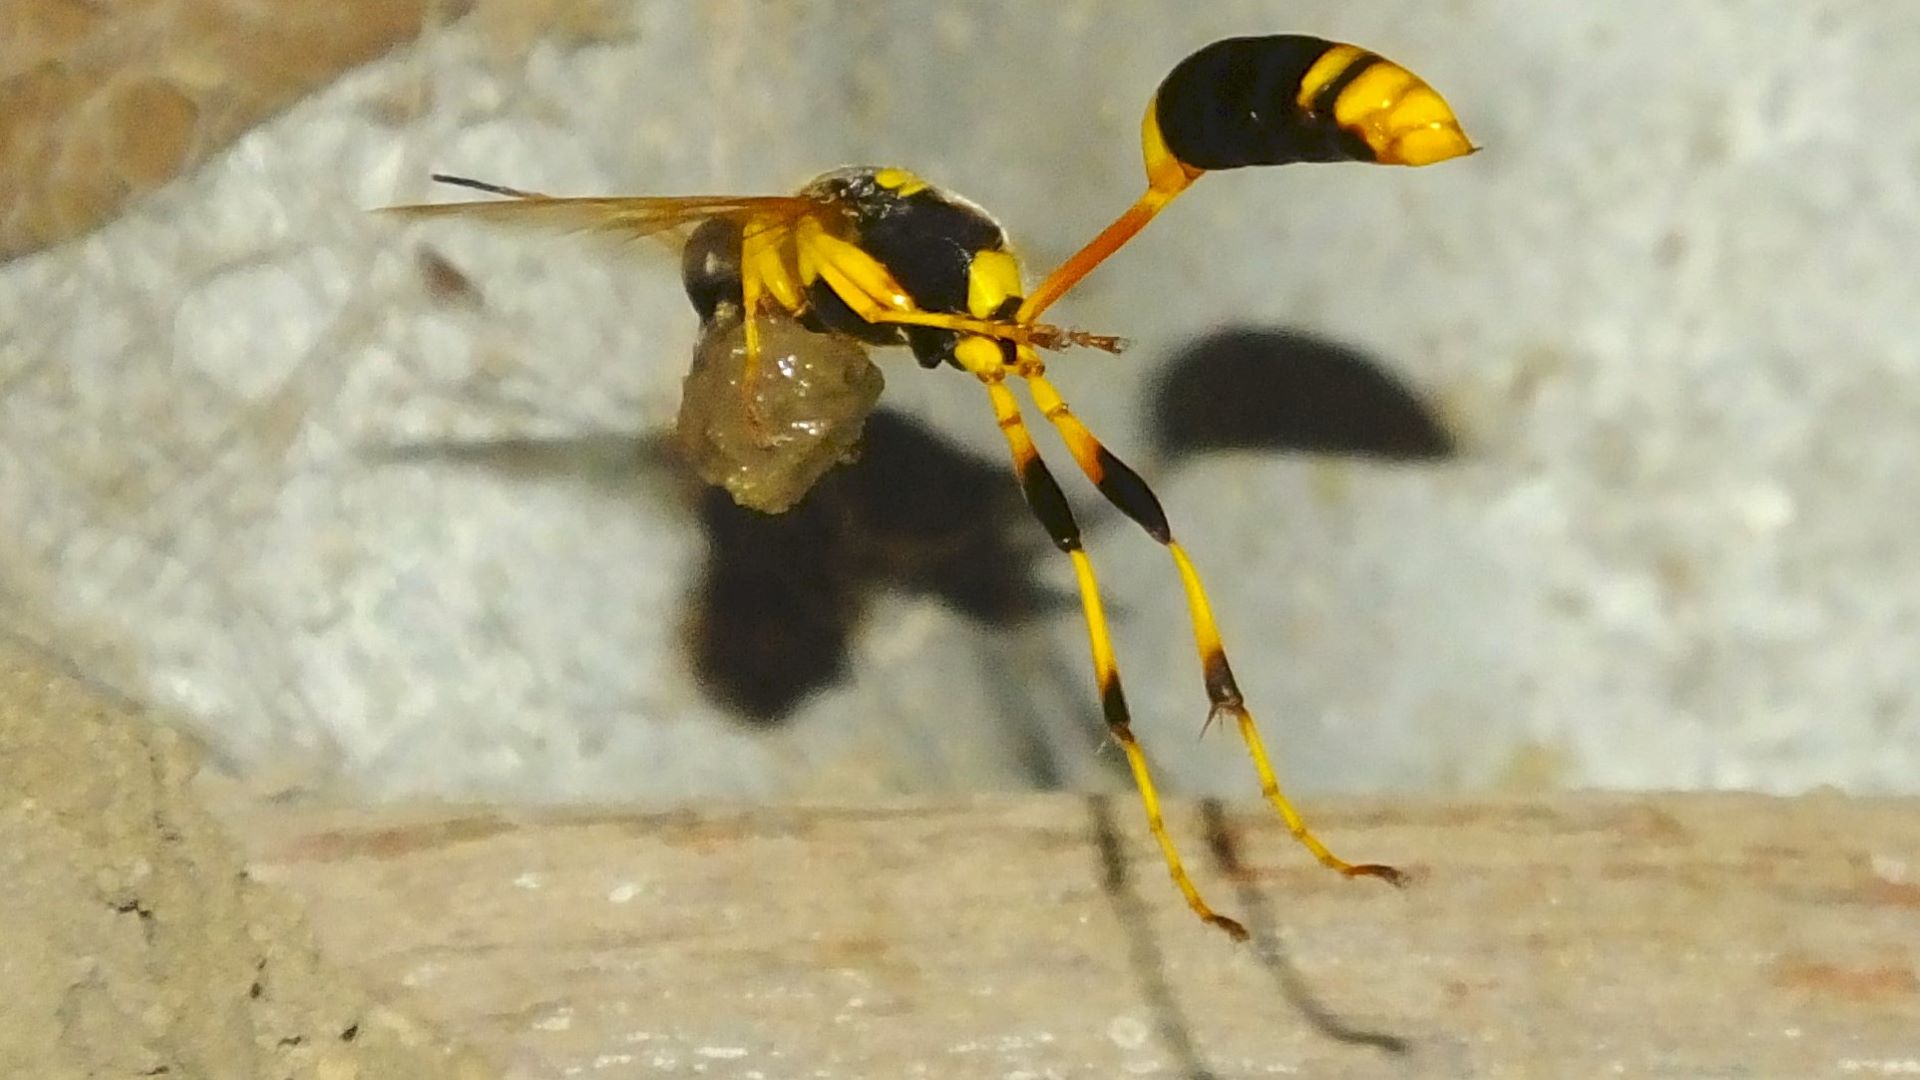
[1015,34,1472,322]
[1149,35,1472,174]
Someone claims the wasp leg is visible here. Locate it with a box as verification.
[734,227,772,442]
[867,309,1125,354]
[735,220,811,445]
[1017,107,1203,323]
[794,224,1122,354]
[1017,177,1191,324]
[982,378,1247,941]
[1017,361,1404,886]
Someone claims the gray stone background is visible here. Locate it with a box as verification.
[2,1,1914,803]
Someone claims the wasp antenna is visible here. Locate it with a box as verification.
[429,173,542,199]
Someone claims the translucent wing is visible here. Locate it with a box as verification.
[380,173,815,243]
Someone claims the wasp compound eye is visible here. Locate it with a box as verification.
[682,216,745,323]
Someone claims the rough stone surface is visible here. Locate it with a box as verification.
[0,0,451,258]
[1,2,1916,802]
[237,790,1920,1079]
[0,635,497,1079]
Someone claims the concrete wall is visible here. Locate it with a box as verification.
[2,1,1914,801]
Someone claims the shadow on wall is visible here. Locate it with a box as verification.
[685,409,1056,723]
[1146,328,1456,463]
[693,325,1457,724]
[373,324,1455,727]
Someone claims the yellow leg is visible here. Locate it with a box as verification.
[877,307,1125,355]
[984,379,1247,940]
[796,225,1125,354]
[735,225,774,442]
[1018,366,1403,885]
[736,217,817,439]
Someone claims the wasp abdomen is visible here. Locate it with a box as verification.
[1151,35,1471,172]
[1153,35,1362,169]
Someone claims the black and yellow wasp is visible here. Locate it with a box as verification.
[385,35,1473,940]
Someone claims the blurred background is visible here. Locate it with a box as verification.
[2,0,1914,804]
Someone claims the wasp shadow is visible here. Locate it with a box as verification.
[367,324,1451,745]
[1086,794,1222,1080]
[1145,327,1455,463]
[1079,794,1410,1071]
[1199,799,1411,1055]
[687,409,1062,724]
[368,410,1066,729]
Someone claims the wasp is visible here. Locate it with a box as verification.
[384,34,1473,940]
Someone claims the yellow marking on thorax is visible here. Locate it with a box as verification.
[966,248,1023,318]
[873,167,930,196]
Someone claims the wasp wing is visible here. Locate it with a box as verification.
[381,178,814,244]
